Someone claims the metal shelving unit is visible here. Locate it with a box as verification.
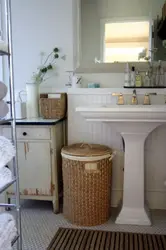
[0,0,22,249]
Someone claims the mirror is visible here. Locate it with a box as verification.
[80,0,166,66]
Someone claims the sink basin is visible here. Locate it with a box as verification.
[77,105,166,122]
[76,105,166,226]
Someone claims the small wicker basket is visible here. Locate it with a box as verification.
[40,93,67,119]
[61,143,113,226]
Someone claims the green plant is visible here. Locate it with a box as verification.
[32,47,61,83]
[138,48,158,63]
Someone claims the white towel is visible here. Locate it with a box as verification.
[0,230,17,250]
[0,213,15,236]
[0,81,7,100]
[0,167,12,189]
[0,231,17,250]
[0,136,16,169]
[0,213,17,250]
[0,219,15,238]
[0,223,17,250]
[0,100,9,118]
[0,40,8,53]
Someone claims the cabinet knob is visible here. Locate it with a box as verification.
[23,132,27,136]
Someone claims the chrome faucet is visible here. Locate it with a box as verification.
[131,89,138,105]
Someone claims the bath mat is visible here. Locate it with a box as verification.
[47,228,166,250]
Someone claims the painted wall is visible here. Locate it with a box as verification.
[81,0,165,64]
[97,0,164,18]
[4,0,75,92]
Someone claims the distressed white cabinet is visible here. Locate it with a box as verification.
[2,118,65,213]
[17,141,52,195]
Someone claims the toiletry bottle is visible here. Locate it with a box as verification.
[156,60,161,86]
[124,62,131,87]
[144,71,151,87]
[130,66,135,87]
[135,71,142,87]
[159,62,164,86]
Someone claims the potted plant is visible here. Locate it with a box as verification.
[26,47,63,118]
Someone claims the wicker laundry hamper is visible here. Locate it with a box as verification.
[61,143,114,226]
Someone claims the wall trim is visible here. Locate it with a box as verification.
[76,62,166,74]
[67,87,166,95]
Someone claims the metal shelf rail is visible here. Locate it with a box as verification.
[0,0,22,249]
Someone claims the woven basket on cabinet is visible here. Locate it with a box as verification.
[40,93,67,119]
[61,143,112,226]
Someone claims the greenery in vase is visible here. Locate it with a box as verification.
[138,48,158,65]
[32,47,61,84]
[138,48,158,77]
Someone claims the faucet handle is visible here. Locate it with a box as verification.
[143,93,150,105]
[143,92,157,105]
[112,93,124,105]
[147,92,157,96]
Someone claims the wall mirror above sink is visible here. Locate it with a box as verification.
[75,0,166,74]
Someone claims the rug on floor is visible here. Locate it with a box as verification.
[47,227,166,250]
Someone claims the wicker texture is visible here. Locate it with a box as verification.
[62,144,112,226]
[62,143,111,157]
[40,93,67,119]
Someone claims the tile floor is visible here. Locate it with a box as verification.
[13,200,166,250]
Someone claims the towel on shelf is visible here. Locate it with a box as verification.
[0,81,7,100]
[0,136,16,169]
[0,40,8,53]
[0,220,17,250]
[0,167,12,189]
[0,213,17,250]
[0,213,15,236]
[0,100,9,118]
[0,228,17,250]
[0,227,17,250]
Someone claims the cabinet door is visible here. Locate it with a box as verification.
[8,142,52,196]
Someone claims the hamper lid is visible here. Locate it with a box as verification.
[61,143,111,157]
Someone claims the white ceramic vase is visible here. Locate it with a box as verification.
[26,82,39,118]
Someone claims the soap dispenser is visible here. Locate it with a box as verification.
[124,62,131,87]
[130,66,136,87]
[144,71,151,87]
[159,61,165,86]
[135,71,142,87]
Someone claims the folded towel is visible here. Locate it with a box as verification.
[0,100,9,118]
[0,167,12,189]
[0,219,15,238]
[0,227,17,250]
[0,136,16,169]
[0,213,15,236]
[0,213,17,250]
[0,81,7,100]
[0,40,8,53]
[0,220,17,250]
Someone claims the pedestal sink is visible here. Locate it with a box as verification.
[76,105,166,226]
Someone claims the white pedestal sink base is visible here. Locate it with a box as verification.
[76,105,166,226]
[115,206,151,226]
[111,123,160,226]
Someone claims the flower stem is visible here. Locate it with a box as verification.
[43,73,57,82]
[43,51,54,65]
